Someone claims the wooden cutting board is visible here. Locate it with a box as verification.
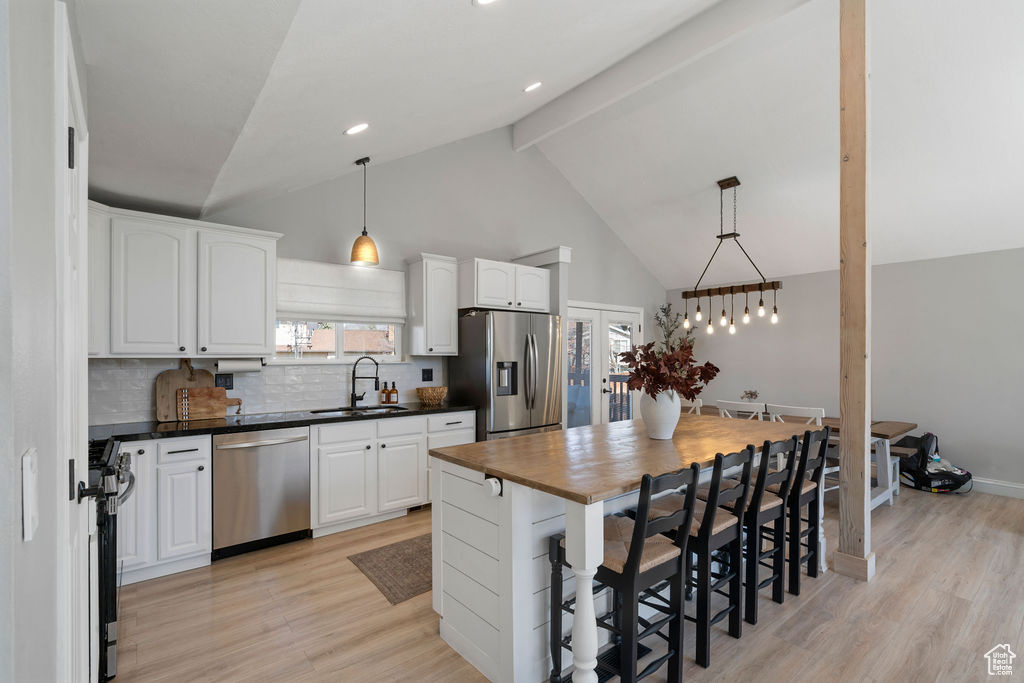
[155,359,215,422]
[176,387,242,421]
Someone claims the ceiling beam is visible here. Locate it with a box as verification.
[511,0,812,151]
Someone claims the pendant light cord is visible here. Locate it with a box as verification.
[362,161,368,236]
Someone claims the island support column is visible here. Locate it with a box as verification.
[564,501,604,683]
[836,0,875,581]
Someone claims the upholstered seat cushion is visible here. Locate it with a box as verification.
[561,515,681,574]
[768,479,817,497]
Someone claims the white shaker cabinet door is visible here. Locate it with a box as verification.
[377,435,428,512]
[318,442,378,525]
[155,458,212,562]
[116,442,154,571]
[196,231,276,356]
[475,259,516,309]
[514,265,550,312]
[424,257,458,354]
[110,218,196,355]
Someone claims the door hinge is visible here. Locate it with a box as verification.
[68,127,75,169]
[638,323,642,333]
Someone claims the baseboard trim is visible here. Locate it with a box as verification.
[971,477,1024,499]
[311,509,407,538]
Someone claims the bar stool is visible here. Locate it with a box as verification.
[548,463,700,683]
[777,427,830,595]
[641,448,754,668]
[734,437,798,625]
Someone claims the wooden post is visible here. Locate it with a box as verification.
[835,0,875,581]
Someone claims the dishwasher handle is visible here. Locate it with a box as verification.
[215,435,309,450]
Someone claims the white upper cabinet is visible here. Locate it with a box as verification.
[514,265,550,312]
[197,231,276,355]
[474,259,516,309]
[90,202,281,357]
[458,258,550,313]
[110,217,197,355]
[408,254,458,356]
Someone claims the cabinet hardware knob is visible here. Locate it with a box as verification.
[179,346,186,352]
[428,347,433,352]
[517,302,522,306]
[137,448,145,455]
[381,444,386,448]
[365,445,371,450]
[197,465,204,471]
[507,301,512,306]
[201,346,207,352]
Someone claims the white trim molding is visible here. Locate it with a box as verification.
[567,300,644,316]
[971,477,1024,500]
[513,246,572,267]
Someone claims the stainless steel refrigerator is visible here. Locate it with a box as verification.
[449,310,562,441]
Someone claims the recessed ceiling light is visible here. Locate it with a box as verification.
[524,81,542,93]
[473,0,500,5]
[344,122,369,135]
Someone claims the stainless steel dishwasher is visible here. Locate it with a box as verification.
[212,427,310,559]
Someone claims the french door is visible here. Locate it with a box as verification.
[566,305,643,428]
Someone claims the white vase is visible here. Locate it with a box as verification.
[640,390,681,439]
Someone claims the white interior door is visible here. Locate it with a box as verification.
[566,306,643,427]
[56,7,91,680]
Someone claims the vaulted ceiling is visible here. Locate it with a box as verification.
[75,0,1024,287]
[531,0,1024,288]
[74,0,716,217]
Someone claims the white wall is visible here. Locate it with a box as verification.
[0,0,14,675]
[671,247,1024,486]
[203,127,668,330]
[7,0,64,679]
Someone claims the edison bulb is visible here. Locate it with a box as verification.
[742,307,750,324]
[771,306,779,324]
[706,320,714,334]
[758,299,766,317]
[720,310,727,327]
[695,306,703,322]
[729,321,736,335]
[683,315,690,330]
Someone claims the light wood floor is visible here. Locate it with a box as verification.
[117,488,1024,682]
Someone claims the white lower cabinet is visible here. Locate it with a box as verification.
[156,459,212,562]
[117,436,212,584]
[318,441,378,524]
[378,435,428,512]
[311,411,476,535]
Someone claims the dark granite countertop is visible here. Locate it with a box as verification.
[88,403,476,443]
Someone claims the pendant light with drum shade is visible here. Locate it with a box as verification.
[350,157,379,266]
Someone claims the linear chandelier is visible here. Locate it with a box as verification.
[680,176,781,335]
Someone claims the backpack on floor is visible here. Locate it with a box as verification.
[896,432,973,493]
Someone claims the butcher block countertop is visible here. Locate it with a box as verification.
[428,414,809,505]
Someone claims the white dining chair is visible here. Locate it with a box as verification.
[765,404,824,425]
[681,398,702,415]
[717,400,765,420]
[766,404,826,471]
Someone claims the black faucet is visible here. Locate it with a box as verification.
[351,356,380,408]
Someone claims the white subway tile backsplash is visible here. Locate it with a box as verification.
[88,357,445,425]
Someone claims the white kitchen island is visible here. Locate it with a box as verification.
[429,414,809,683]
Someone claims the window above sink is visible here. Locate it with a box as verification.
[270,318,403,364]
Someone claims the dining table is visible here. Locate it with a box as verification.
[820,418,917,509]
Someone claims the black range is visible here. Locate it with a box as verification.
[88,402,476,443]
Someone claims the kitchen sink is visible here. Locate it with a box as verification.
[309,406,408,415]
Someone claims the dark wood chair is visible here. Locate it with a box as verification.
[639,447,755,668]
[548,463,701,683]
[734,437,798,624]
[781,427,831,595]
